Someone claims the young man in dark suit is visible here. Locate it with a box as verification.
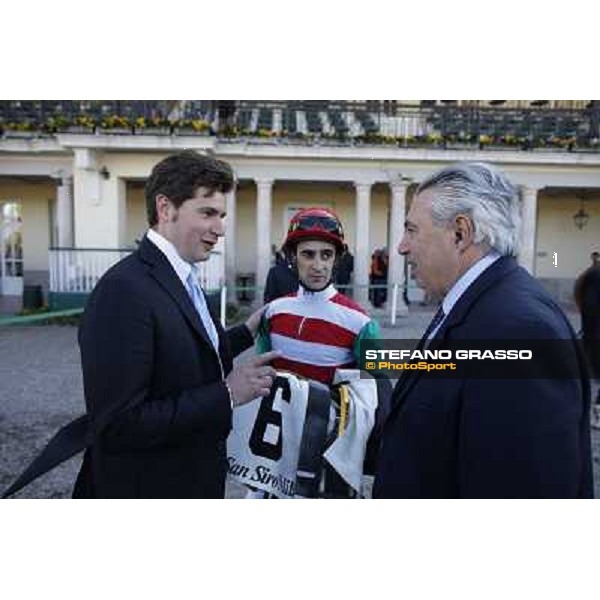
[374,162,593,499]
[71,150,280,498]
[3,151,278,499]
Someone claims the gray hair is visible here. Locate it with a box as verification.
[416,162,520,256]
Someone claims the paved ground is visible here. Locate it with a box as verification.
[1,308,598,499]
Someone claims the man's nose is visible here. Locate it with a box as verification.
[312,257,326,270]
[213,217,225,236]
[398,234,409,256]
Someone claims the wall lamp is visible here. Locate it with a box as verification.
[99,166,110,180]
[573,191,590,230]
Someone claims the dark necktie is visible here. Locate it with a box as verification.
[419,305,445,349]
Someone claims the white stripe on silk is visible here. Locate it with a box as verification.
[270,333,355,367]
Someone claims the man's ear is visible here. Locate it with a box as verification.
[454,214,474,248]
[155,194,171,224]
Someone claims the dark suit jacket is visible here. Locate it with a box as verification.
[263,260,298,303]
[72,236,254,498]
[374,257,593,498]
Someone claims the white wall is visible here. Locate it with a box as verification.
[536,191,600,278]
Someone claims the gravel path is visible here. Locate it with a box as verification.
[1,310,598,499]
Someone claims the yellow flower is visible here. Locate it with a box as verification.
[191,119,209,132]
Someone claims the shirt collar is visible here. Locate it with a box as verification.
[442,249,501,316]
[146,228,193,288]
[297,282,337,302]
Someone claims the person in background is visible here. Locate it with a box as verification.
[369,248,388,308]
[334,249,354,297]
[574,251,600,427]
[263,244,298,303]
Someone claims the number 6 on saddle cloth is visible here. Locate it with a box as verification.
[226,371,381,499]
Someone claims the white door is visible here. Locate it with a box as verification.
[0,201,24,296]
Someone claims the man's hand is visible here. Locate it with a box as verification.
[226,351,280,407]
[244,304,267,337]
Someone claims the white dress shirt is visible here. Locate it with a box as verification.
[146,228,219,349]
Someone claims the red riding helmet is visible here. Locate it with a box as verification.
[282,207,346,255]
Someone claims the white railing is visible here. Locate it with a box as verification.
[49,247,224,293]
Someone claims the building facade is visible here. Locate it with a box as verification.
[1,100,599,314]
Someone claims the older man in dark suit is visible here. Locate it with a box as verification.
[374,162,593,499]
[4,151,277,499]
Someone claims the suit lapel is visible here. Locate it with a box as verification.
[387,256,520,420]
[138,236,219,353]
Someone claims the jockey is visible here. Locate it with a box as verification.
[250,207,390,497]
[257,207,381,384]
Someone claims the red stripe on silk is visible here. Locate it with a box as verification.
[269,313,356,348]
[329,292,368,316]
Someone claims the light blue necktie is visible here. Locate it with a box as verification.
[186,267,219,350]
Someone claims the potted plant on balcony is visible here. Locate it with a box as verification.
[498,134,519,147]
[216,124,243,141]
[3,119,40,138]
[42,115,71,134]
[176,118,212,136]
[478,134,494,149]
[249,128,278,144]
[399,134,417,147]
[547,135,576,151]
[99,115,133,135]
[134,116,172,136]
[443,132,476,149]
[284,130,307,144]
[355,132,396,146]
[67,115,97,134]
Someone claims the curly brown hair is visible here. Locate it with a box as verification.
[145,150,234,226]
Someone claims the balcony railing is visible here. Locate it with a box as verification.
[49,247,224,294]
[2,100,599,152]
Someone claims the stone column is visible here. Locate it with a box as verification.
[73,148,102,247]
[224,186,237,303]
[354,181,372,307]
[73,151,125,249]
[388,181,409,317]
[56,175,73,247]
[255,178,274,304]
[519,185,539,274]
